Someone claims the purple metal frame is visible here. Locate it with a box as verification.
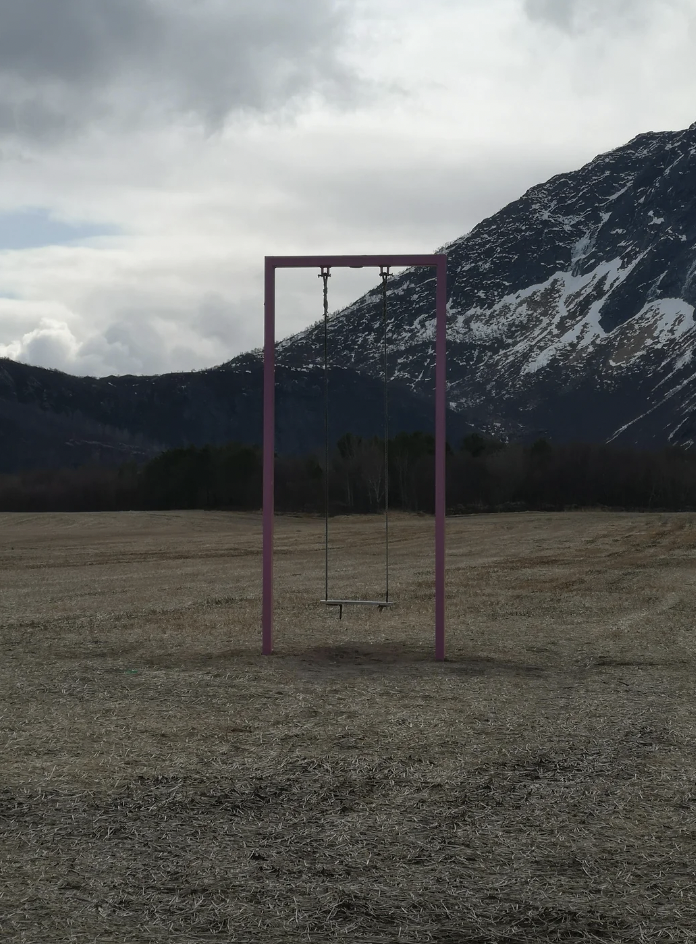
[263,254,447,660]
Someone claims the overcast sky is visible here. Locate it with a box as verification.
[0,0,695,377]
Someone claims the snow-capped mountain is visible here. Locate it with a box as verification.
[279,122,696,447]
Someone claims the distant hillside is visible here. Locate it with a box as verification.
[0,396,161,473]
[0,356,475,473]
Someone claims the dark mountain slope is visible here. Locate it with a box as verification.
[0,398,160,475]
[0,356,475,473]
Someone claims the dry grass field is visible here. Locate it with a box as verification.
[1,509,696,943]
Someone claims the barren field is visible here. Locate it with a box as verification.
[1,510,696,943]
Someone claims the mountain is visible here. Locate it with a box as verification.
[0,355,475,474]
[280,122,696,447]
[2,121,696,473]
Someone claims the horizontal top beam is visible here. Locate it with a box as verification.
[266,253,446,269]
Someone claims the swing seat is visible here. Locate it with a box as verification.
[322,599,395,620]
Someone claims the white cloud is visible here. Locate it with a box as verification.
[0,315,79,372]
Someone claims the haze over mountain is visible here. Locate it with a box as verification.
[1,122,696,473]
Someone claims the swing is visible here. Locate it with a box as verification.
[319,265,395,619]
[262,252,447,660]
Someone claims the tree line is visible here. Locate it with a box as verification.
[1,433,695,513]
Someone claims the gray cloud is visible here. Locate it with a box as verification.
[285,155,567,250]
[197,293,258,349]
[522,0,674,32]
[0,0,360,141]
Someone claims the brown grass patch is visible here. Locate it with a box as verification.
[1,510,696,941]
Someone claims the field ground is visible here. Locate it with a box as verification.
[1,509,696,942]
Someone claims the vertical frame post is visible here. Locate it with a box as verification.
[262,259,275,655]
[434,256,447,661]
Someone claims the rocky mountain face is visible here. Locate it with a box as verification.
[280,122,696,448]
[2,122,695,472]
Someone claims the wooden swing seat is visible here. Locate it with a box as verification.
[322,599,395,619]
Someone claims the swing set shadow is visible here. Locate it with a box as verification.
[262,254,447,660]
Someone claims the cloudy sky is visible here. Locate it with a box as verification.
[0,0,694,377]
